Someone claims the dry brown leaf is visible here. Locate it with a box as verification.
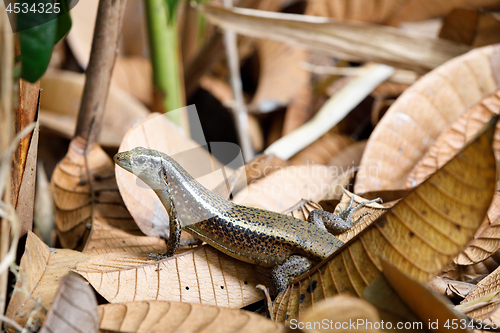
[439,9,500,47]
[98,300,286,333]
[335,190,390,243]
[380,259,472,333]
[250,40,310,113]
[116,112,230,239]
[387,0,500,26]
[211,153,287,200]
[458,265,500,321]
[281,199,323,221]
[51,139,138,249]
[356,45,500,193]
[428,276,476,300]
[111,57,153,107]
[4,232,88,331]
[233,164,342,212]
[282,85,313,136]
[39,70,149,148]
[75,245,271,308]
[272,117,496,323]
[328,140,366,170]
[404,90,500,266]
[289,131,354,166]
[200,4,471,73]
[84,216,166,256]
[299,295,382,333]
[39,274,99,333]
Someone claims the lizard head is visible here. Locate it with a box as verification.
[114,147,166,189]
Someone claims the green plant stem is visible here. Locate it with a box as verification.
[145,0,183,125]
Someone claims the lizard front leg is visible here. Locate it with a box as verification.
[148,216,182,259]
[308,196,382,234]
[271,255,316,295]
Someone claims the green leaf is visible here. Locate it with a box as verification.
[19,0,72,82]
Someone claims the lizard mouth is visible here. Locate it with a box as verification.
[113,151,133,172]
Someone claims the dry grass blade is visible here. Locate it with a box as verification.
[75,245,271,308]
[199,4,471,73]
[51,140,138,249]
[356,45,500,193]
[272,116,497,323]
[39,274,99,333]
[5,232,88,331]
[98,300,286,333]
[406,90,500,266]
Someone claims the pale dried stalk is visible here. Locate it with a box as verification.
[300,62,418,85]
[222,0,254,162]
[199,4,471,73]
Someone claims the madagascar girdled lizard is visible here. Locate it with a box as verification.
[114,147,381,294]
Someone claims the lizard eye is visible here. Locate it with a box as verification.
[136,157,146,164]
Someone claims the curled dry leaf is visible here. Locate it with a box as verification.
[98,300,286,333]
[39,70,149,147]
[405,90,500,266]
[272,117,496,323]
[299,295,381,333]
[4,232,88,330]
[428,276,476,301]
[356,45,500,193]
[39,274,99,333]
[75,245,271,308]
[116,112,230,239]
[51,139,138,249]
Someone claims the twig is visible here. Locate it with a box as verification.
[222,0,254,162]
[74,0,128,148]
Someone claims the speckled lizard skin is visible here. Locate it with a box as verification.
[114,147,380,294]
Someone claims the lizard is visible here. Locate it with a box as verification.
[114,147,381,294]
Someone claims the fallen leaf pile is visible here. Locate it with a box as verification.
[6,1,500,332]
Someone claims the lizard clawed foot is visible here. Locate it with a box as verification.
[338,196,382,220]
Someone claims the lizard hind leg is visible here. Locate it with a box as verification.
[271,255,316,295]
